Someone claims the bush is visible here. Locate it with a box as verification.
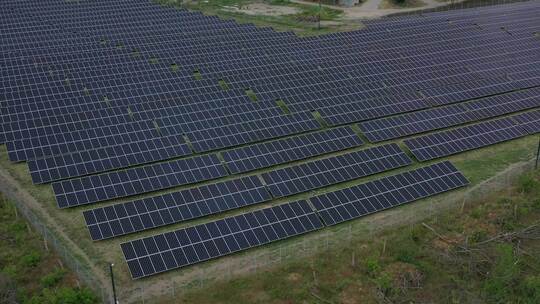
[520,276,540,303]
[20,251,41,268]
[517,174,539,194]
[483,244,520,302]
[365,257,380,277]
[0,274,17,304]
[40,269,66,288]
[375,272,394,296]
[27,287,97,304]
[470,229,488,244]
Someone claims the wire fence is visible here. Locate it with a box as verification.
[0,192,112,304]
[117,158,537,303]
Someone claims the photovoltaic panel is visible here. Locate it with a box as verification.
[120,200,323,279]
[358,104,475,143]
[261,143,412,198]
[359,87,540,143]
[222,126,363,174]
[28,135,191,184]
[404,117,529,162]
[310,161,469,226]
[53,154,227,208]
[186,112,321,153]
[467,88,540,120]
[513,110,540,134]
[84,176,271,241]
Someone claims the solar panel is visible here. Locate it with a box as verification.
[222,126,363,174]
[261,143,412,198]
[310,161,469,226]
[359,104,475,143]
[404,116,529,162]
[28,135,192,184]
[359,87,540,143]
[83,176,271,241]
[513,110,540,134]
[120,200,323,279]
[52,154,227,208]
[186,112,321,153]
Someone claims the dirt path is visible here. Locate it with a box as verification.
[291,0,464,19]
[0,167,112,300]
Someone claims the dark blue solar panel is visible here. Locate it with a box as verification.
[311,161,469,226]
[404,116,529,162]
[121,200,323,279]
[84,176,271,241]
[262,143,412,198]
[52,154,227,208]
[222,126,363,174]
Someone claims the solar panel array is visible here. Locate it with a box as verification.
[1,0,539,280]
[121,200,323,279]
[311,161,470,226]
[84,176,272,241]
[261,143,412,197]
[404,113,538,161]
[121,161,469,279]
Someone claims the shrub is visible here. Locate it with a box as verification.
[470,230,488,244]
[27,287,97,304]
[517,174,539,194]
[375,272,394,296]
[0,274,17,304]
[483,244,520,302]
[40,269,66,288]
[520,276,540,303]
[20,251,41,268]
[365,257,380,277]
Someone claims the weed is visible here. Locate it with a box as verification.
[20,251,41,268]
[245,88,258,102]
[40,268,67,288]
[483,244,520,302]
[365,256,380,277]
[517,174,539,194]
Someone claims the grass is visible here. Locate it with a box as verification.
[173,165,540,303]
[155,0,359,36]
[245,88,258,101]
[0,193,98,304]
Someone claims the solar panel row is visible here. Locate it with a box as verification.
[311,161,469,226]
[53,154,227,208]
[404,114,535,162]
[84,176,271,241]
[222,126,363,174]
[120,161,468,279]
[121,200,323,279]
[261,143,412,198]
[359,86,540,142]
